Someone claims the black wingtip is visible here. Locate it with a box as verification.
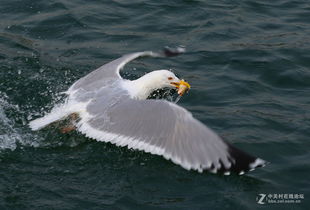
[222,143,267,175]
[163,46,186,57]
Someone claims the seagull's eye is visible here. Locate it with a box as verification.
[168,77,173,80]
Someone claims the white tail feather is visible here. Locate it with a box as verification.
[29,106,71,130]
[29,100,89,131]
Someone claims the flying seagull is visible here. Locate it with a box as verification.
[29,48,266,175]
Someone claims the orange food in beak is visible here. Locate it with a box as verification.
[171,79,191,96]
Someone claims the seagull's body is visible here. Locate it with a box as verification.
[30,50,266,175]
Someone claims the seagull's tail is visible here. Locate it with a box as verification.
[29,105,72,131]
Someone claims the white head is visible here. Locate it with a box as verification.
[143,70,181,89]
[126,70,190,100]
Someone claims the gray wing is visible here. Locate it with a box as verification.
[77,94,266,175]
[69,51,159,92]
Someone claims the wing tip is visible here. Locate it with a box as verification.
[216,143,267,176]
[194,158,267,176]
[177,144,267,176]
[163,46,186,57]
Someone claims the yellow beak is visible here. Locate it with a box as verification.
[171,79,191,96]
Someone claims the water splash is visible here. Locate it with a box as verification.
[0,92,42,152]
[0,93,22,151]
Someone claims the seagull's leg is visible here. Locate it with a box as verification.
[60,125,75,133]
[60,112,79,133]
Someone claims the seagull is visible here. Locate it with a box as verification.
[29,48,266,175]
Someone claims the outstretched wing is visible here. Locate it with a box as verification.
[69,51,159,92]
[76,94,265,175]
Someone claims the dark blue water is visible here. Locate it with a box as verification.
[0,0,309,209]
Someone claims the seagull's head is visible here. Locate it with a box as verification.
[128,70,190,99]
[149,70,190,95]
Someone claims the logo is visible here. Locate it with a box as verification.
[256,193,304,205]
[257,194,266,204]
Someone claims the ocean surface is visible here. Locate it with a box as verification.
[0,0,309,209]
